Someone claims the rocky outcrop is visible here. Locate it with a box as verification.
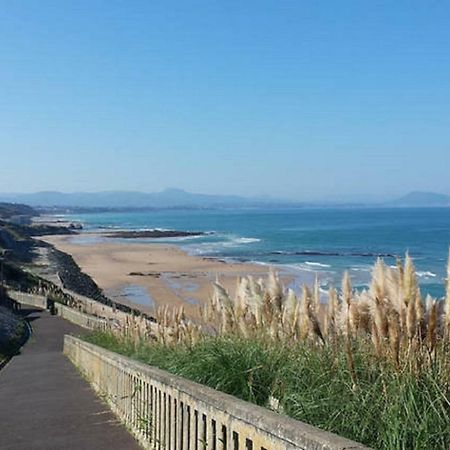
[49,248,155,321]
[105,230,206,239]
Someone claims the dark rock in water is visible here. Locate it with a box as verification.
[29,225,77,236]
[128,271,161,278]
[68,223,83,230]
[270,250,396,258]
[105,230,206,239]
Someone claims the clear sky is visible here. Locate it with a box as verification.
[1,1,449,201]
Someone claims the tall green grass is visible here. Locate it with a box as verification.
[84,331,450,449]
[83,253,450,448]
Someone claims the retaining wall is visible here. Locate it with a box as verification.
[7,291,47,309]
[7,290,109,331]
[56,304,109,331]
[64,335,370,450]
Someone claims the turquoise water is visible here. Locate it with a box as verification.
[64,208,450,298]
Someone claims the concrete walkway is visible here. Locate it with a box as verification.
[0,307,140,450]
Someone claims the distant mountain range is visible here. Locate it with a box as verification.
[387,191,450,207]
[0,188,293,210]
[0,189,449,210]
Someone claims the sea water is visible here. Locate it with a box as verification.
[63,207,450,298]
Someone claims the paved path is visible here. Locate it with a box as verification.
[0,306,140,450]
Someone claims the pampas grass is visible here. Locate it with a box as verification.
[168,253,450,372]
[85,251,450,449]
[109,251,450,376]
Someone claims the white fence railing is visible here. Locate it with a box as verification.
[64,336,370,450]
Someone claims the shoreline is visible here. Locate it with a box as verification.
[38,233,278,317]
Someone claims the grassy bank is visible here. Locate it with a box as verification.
[84,254,450,449]
[85,331,449,449]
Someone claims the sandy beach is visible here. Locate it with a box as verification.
[39,234,271,317]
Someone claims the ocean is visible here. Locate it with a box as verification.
[63,207,450,298]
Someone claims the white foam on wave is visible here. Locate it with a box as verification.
[284,263,334,274]
[304,261,331,268]
[184,235,261,255]
[351,266,372,273]
[234,237,261,244]
[162,234,206,242]
[352,266,438,280]
[416,271,437,278]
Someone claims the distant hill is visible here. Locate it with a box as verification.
[0,189,293,209]
[389,191,450,207]
[0,202,36,221]
[2,189,449,210]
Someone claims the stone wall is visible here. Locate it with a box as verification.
[7,290,109,331]
[55,304,109,330]
[7,291,47,309]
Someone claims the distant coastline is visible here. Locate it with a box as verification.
[41,206,450,304]
[2,188,450,211]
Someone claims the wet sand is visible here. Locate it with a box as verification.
[39,234,270,317]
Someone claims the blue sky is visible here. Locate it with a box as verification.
[1,1,449,201]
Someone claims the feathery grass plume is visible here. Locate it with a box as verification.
[174,306,186,343]
[267,269,283,312]
[299,285,312,341]
[387,308,401,368]
[356,290,371,334]
[341,271,357,386]
[282,288,298,338]
[396,256,404,287]
[426,295,438,356]
[313,275,321,313]
[371,316,382,358]
[385,264,400,309]
[303,284,324,344]
[325,286,340,359]
[341,271,353,335]
[234,278,252,339]
[403,253,418,307]
[374,293,389,340]
[309,308,325,344]
[326,286,339,337]
[370,258,387,301]
[291,298,301,341]
[95,252,450,372]
[406,287,417,343]
[349,297,361,336]
[394,257,408,335]
[213,282,235,334]
[248,276,264,326]
[445,249,450,339]
[234,276,247,319]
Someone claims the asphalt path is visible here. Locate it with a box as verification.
[0,307,140,450]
